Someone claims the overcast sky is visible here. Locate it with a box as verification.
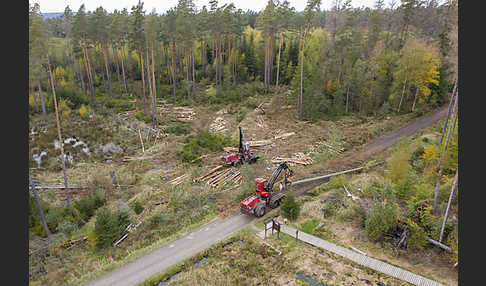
[31,0,381,14]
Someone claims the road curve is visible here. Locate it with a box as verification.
[85,214,255,286]
[84,107,447,286]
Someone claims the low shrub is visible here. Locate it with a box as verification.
[406,219,427,251]
[134,111,152,124]
[72,190,107,224]
[176,130,232,162]
[93,206,131,249]
[57,219,78,237]
[131,200,144,215]
[164,124,189,135]
[365,201,398,241]
[280,192,301,221]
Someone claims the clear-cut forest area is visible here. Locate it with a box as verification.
[29,0,458,285]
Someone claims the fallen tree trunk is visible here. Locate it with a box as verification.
[292,166,365,186]
[427,237,454,253]
[33,185,88,189]
[248,140,273,147]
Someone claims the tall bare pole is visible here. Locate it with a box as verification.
[29,175,51,237]
[47,56,72,216]
[433,92,458,212]
[439,169,458,243]
[439,78,458,145]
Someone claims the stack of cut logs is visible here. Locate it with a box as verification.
[247,139,273,147]
[209,117,227,132]
[63,236,87,250]
[271,153,313,166]
[173,107,196,122]
[194,165,241,189]
[274,132,295,140]
[256,115,266,128]
[168,173,188,186]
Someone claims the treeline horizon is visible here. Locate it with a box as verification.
[29,0,458,123]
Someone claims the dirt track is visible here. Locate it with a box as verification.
[83,107,447,286]
[293,106,448,195]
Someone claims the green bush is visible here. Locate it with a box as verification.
[300,219,319,234]
[93,206,131,249]
[72,190,106,223]
[365,201,398,241]
[131,200,144,215]
[406,219,427,251]
[46,208,65,232]
[280,192,301,221]
[57,219,78,237]
[56,86,89,109]
[176,130,232,162]
[134,111,152,124]
[164,124,189,135]
[105,98,135,112]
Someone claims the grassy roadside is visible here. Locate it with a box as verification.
[137,227,258,286]
[69,212,219,286]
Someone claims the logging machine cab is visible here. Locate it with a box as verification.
[255,177,271,199]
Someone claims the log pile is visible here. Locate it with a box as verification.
[194,165,241,189]
[248,139,273,147]
[173,107,196,122]
[274,132,295,140]
[223,147,238,153]
[209,117,227,132]
[256,115,266,128]
[63,236,88,250]
[168,174,188,186]
[271,153,313,166]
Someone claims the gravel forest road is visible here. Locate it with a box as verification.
[85,106,448,286]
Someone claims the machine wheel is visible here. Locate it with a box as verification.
[254,204,266,217]
[269,199,280,209]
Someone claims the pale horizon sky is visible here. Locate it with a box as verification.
[31,0,383,14]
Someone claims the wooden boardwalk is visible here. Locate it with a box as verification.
[259,224,444,286]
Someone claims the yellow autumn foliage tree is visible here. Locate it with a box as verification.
[390,37,440,111]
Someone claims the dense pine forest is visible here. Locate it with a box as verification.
[30,0,457,122]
